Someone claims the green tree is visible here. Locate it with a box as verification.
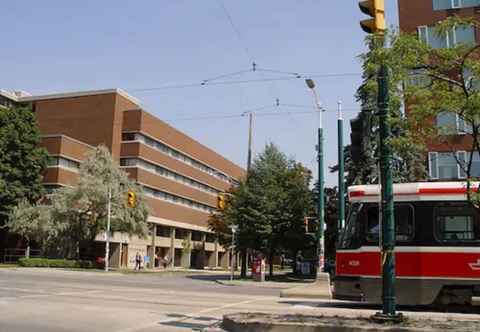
[8,200,54,254]
[7,146,149,259]
[342,34,428,187]
[209,144,314,277]
[360,17,480,198]
[0,105,49,254]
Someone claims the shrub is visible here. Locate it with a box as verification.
[18,258,49,267]
[18,258,96,269]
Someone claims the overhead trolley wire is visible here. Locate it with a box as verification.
[217,0,254,63]
[128,72,361,93]
[201,69,252,85]
[163,103,363,122]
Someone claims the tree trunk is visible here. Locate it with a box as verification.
[292,249,298,274]
[268,251,274,277]
[240,248,247,278]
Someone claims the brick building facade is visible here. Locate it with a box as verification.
[398,0,480,180]
[1,88,245,269]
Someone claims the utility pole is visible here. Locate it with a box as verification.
[305,79,325,273]
[105,186,112,272]
[337,101,345,230]
[358,0,401,321]
[239,111,254,279]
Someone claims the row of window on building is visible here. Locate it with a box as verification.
[47,156,80,171]
[120,158,220,196]
[433,0,480,10]
[428,151,480,179]
[142,185,216,214]
[122,132,238,186]
[418,24,475,49]
[153,225,216,243]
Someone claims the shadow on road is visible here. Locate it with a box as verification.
[159,313,218,331]
[187,272,315,284]
[187,274,231,282]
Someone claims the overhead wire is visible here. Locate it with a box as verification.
[162,104,363,122]
[128,72,361,93]
[217,0,254,63]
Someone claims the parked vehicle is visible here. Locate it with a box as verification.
[334,182,480,306]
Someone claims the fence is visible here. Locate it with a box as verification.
[4,248,41,263]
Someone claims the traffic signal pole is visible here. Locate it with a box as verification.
[358,0,402,322]
[378,61,398,319]
[337,101,345,230]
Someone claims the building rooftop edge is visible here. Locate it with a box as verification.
[3,87,245,176]
[0,89,19,101]
[18,88,142,107]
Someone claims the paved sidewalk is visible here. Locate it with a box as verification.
[280,272,332,299]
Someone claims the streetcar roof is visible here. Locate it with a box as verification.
[348,182,480,203]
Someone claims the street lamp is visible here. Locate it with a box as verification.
[305,78,325,274]
[105,186,112,272]
[338,101,345,231]
[230,224,238,281]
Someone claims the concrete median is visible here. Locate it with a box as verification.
[220,313,479,332]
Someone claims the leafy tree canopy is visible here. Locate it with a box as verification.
[0,105,48,223]
[8,146,149,259]
[209,143,314,276]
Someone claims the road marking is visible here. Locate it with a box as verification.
[0,286,49,294]
[113,297,267,332]
[0,287,103,300]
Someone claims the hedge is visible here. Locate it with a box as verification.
[18,258,96,269]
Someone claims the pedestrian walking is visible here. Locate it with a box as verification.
[134,252,142,271]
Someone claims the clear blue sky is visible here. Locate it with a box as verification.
[2,1,399,186]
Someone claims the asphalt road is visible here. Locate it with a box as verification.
[0,268,288,332]
[1,268,480,332]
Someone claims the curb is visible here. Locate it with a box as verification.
[215,279,306,290]
[221,314,436,332]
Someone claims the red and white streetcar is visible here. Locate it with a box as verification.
[334,182,480,306]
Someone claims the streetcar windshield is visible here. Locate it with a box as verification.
[338,203,362,249]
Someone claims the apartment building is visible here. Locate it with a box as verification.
[398,0,480,180]
[1,89,245,269]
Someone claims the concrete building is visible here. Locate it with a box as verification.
[398,0,480,180]
[1,88,245,269]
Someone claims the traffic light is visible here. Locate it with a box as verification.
[127,191,136,208]
[217,194,226,211]
[359,0,385,34]
[304,217,318,234]
[350,112,371,164]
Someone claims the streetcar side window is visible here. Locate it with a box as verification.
[366,204,415,242]
[435,205,480,242]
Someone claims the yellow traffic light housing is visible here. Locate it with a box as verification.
[217,194,226,211]
[359,0,385,34]
[127,191,136,208]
